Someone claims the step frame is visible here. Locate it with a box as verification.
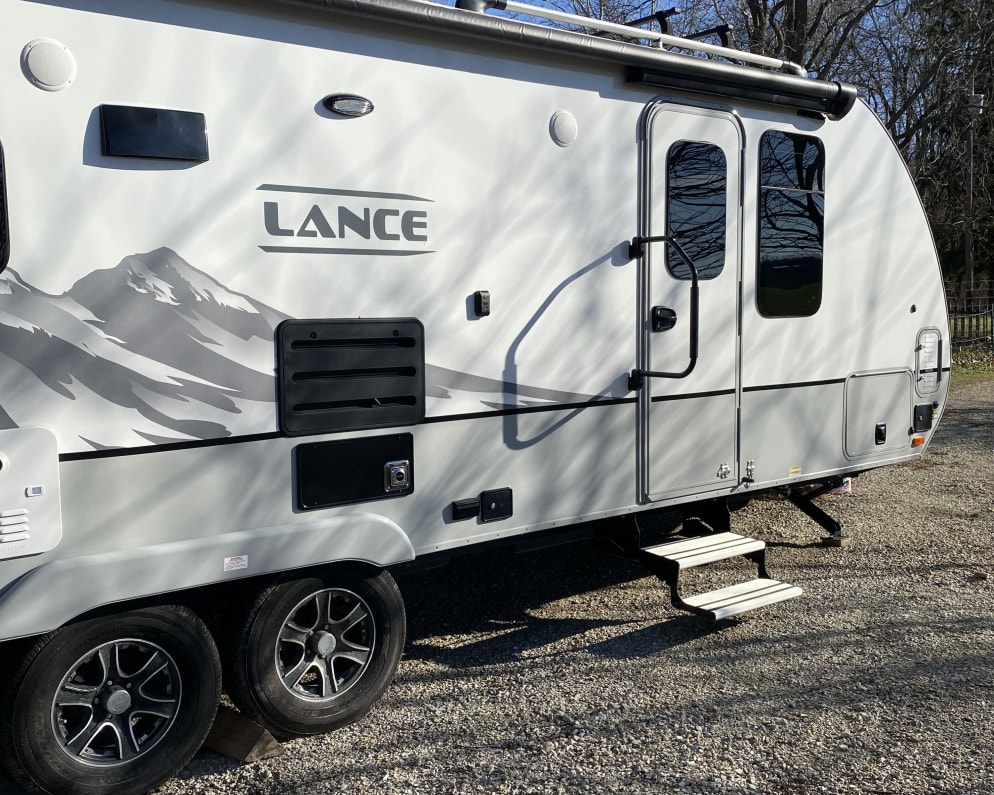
[638,532,800,619]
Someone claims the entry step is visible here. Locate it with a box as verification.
[643,532,765,569]
[637,532,802,620]
[682,578,803,621]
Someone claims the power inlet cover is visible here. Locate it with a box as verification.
[384,460,410,493]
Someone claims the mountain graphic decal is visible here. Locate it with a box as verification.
[0,247,599,454]
[0,248,287,452]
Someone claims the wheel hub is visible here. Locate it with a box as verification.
[101,686,132,715]
[310,631,337,657]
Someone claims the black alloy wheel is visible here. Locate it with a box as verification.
[0,605,221,795]
[226,566,406,739]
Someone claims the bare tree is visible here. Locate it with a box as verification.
[528,0,992,281]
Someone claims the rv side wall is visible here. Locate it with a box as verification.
[0,0,947,634]
[0,0,947,791]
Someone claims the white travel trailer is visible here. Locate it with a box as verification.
[0,0,948,791]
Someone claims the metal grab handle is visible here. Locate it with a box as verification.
[628,234,699,390]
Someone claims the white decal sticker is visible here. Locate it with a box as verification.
[223,555,248,572]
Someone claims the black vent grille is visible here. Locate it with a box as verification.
[278,318,425,436]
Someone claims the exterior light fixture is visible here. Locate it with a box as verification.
[322,94,374,117]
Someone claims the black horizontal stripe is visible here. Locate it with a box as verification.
[743,378,846,393]
[650,388,734,403]
[60,432,283,462]
[59,382,838,463]
[420,396,636,425]
[59,397,636,461]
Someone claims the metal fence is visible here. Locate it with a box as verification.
[946,281,993,346]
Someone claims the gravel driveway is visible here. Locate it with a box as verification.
[3,376,992,795]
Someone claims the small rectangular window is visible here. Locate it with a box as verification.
[665,141,726,280]
[758,131,825,317]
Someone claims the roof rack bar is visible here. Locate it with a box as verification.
[685,23,734,48]
[625,6,681,36]
[500,0,800,74]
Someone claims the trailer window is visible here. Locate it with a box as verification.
[665,141,726,280]
[757,131,824,317]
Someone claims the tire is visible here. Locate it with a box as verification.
[226,566,406,739]
[0,605,221,795]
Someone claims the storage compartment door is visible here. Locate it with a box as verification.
[844,371,913,458]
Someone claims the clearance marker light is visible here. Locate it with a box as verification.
[911,435,926,447]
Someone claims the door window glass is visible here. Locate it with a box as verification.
[758,131,825,317]
[665,141,727,280]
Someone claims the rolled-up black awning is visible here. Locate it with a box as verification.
[277,0,859,119]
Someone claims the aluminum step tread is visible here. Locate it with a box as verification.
[642,532,765,569]
[681,578,803,620]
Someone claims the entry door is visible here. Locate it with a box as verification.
[637,103,742,502]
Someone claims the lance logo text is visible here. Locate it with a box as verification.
[258,184,433,256]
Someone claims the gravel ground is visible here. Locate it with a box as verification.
[2,375,992,795]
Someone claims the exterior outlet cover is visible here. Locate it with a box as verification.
[480,488,512,523]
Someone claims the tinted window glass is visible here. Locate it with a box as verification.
[666,141,726,280]
[758,132,825,317]
[759,132,824,192]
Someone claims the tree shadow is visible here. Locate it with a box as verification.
[395,537,733,669]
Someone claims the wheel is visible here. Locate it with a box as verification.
[0,605,221,795]
[226,566,406,739]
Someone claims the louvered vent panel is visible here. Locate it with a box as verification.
[278,318,425,436]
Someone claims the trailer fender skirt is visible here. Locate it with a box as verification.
[0,512,415,640]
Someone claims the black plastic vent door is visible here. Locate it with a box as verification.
[277,318,425,436]
[99,105,209,162]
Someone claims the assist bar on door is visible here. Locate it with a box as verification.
[628,234,699,390]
